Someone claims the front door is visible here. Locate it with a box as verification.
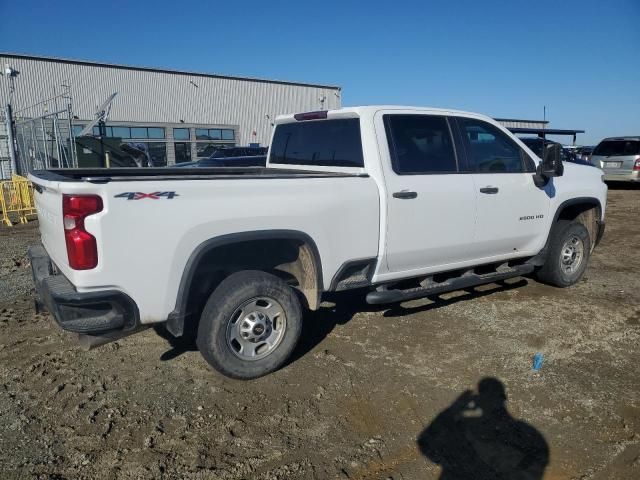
[455,117,550,258]
[378,113,478,276]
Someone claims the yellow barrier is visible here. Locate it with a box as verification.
[0,175,37,227]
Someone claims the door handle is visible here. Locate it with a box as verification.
[393,190,418,199]
[479,187,499,194]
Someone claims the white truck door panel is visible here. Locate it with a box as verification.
[376,112,478,273]
[455,116,550,258]
[472,174,550,257]
[385,175,477,271]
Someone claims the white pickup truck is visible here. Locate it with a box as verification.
[29,106,607,379]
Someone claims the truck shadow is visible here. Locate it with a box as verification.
[289,278,528,365]
[156,278,528,364]
[417,377,549,479]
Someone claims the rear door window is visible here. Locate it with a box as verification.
[269,119,364,167]
[457,118,534,173]
[383,114,458,174]
[593,140,640,156]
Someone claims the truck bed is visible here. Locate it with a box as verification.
[32,167,367,183]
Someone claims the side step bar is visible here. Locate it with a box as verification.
[366,263,535,305]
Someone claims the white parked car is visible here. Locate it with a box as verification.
[29,106,607,379]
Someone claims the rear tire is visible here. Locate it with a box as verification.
[196,270,302,379]
[536,220,591,287]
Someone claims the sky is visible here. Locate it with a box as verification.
[0,0,638,145]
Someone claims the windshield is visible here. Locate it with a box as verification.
[593,140,640,157]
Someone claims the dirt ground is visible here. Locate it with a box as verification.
[1,185,639,480]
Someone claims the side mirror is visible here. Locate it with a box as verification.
[532,142,564,188]
[541,143,564,177]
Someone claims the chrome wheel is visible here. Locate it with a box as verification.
[560,234,584,275]
[226,297,287,361]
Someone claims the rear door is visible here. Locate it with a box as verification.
[377,113,478,275]
[591,139,640,178]
[454,117,550,259]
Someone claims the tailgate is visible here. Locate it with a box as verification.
[29,175,68,270]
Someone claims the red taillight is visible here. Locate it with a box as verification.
[62,194,103,270]
[634,158,640,171]
[294,110,328,121]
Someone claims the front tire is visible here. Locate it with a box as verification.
[536,220,591,287]
[196,270,302,379]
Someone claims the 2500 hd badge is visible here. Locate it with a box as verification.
[519,214,544,221]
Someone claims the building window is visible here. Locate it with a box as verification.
[196,128,234,141]
[143,142,167,166]
[173,128,190,140]
[112,126,131,139]
[221,129,235,140]
[147,127,165,139]
[196,128,210,140]
[85,125,165,140]
[92,126,115,137]
[130,127,147,138]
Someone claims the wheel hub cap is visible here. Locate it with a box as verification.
[226,297,287,361]
[560,234,584,274]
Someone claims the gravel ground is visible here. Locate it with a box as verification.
[0,223,36,303]
[0,185,639,480]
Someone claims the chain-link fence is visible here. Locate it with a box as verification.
[13,108,77,174]
[0,120,11,179]
[1,89,78,178]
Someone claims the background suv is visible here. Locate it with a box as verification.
[590,137,640,182]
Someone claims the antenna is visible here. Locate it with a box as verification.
[77,92,118,136]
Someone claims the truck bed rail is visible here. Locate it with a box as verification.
[31,167,368,183]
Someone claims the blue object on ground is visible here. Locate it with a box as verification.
[532,352,544,371]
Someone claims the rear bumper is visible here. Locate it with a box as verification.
[28,245,139,334]
[602,171,640,182]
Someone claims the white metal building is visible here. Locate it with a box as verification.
[0,53,341,167]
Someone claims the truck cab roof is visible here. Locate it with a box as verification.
[275,105,497,124]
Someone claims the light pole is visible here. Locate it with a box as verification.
[1,64,20,175]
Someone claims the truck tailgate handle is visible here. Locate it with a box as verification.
[392,190,418,199]
[479,187,499,194]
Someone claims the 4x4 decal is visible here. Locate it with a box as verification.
[114,192,179,200]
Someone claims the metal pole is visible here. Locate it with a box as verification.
[41,117,50,169]
[68,103,77,167]
[99,120,106,167]
[29,120,44,170]
[17,121,30,173]
[54,114,69,168]
[4,104,18,175]
[53,115,63,168]
[17,121,29,173]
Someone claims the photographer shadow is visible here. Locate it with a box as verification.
[417,377,549,480]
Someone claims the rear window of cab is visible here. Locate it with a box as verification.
[269,118,364,168]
